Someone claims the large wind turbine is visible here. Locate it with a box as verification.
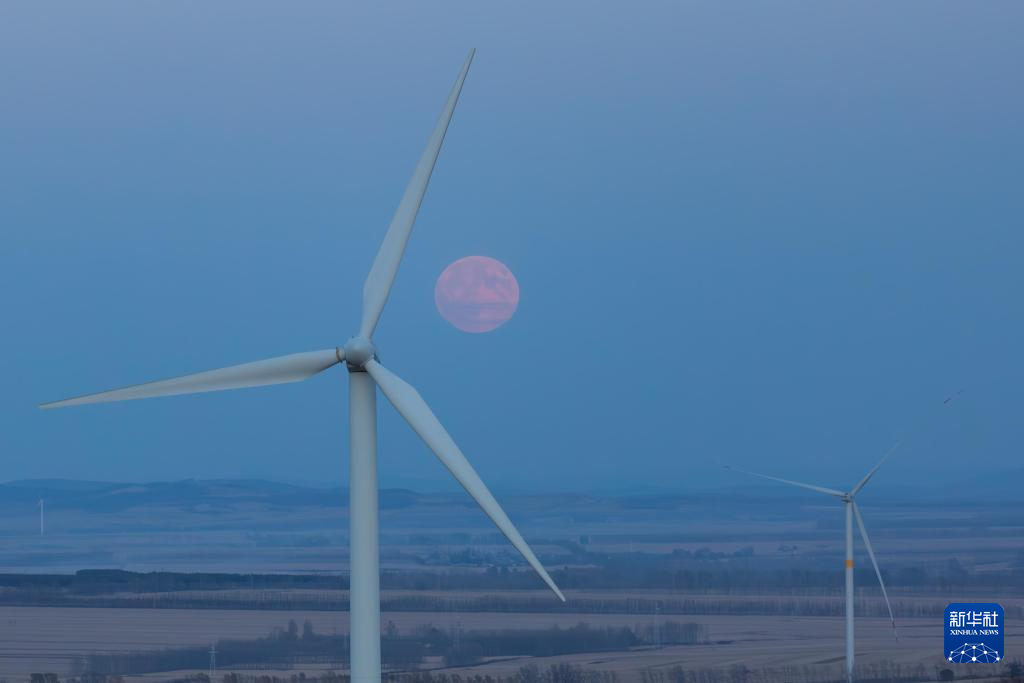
[725,393,961,682]
[725,456,897,683]
[41,49,565,681]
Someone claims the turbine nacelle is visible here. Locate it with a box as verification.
[343,336,377,370]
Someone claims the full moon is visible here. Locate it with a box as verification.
[434,256,520,333]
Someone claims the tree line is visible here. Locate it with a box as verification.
[1,553,1019,599]
[74,620,705,675]
[15,586,1020,621]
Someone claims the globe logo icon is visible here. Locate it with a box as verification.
[949,643,1000,664]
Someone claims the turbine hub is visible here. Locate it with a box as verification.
[343,336,377,370]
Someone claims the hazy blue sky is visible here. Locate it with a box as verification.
[2,2,1021,493]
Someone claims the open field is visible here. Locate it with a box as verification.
[1,605,1018,680]
[0,481,1020,680]
[1,481,1022,575]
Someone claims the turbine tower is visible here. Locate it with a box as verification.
[38,498,44,537]
[41,49,564,682]
[725,457,898,683]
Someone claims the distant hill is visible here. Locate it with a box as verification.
[0,478,422,513]
[3,467,1018,518]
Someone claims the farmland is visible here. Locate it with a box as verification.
[0,480,1020,680]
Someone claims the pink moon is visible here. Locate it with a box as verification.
[434,256,520,333]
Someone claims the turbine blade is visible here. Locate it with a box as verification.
[851,390,964,496]
[852,501,898,640]
[359,50,475,338]
[849,448,895,497]
[41,349,343,409]
[364,359,565,601]
[724,466,845,498]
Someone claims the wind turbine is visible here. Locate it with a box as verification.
[40,49,564,682]
[725,393,962,682]
[725,456,897,683]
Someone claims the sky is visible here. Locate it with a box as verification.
[2,2,1021,494]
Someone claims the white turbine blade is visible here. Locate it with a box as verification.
[364,359,565,601]
[851,390,964,496]
[359,49,475,339]
[852,501,898,639]
[724,466,845,498]
[849,447,896,497]
[41,349,343,409]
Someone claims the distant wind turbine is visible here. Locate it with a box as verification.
[725,458,897,683]
[40,49,564,682]
[725,392,962,683]
[38,498,44,537]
